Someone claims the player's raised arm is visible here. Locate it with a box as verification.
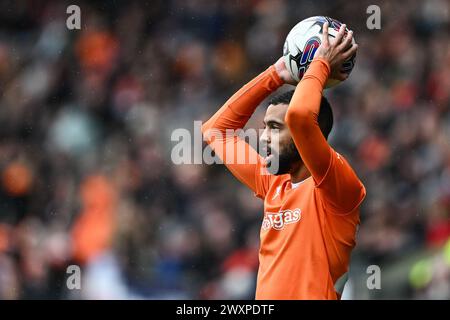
[201,66,284,196]
[285,22,356,181]
[284,22,363,213]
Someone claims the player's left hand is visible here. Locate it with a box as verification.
[315,22,358,81]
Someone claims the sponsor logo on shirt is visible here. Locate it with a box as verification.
[261,208,302,231]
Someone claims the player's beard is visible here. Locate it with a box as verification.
[266,141,301,175]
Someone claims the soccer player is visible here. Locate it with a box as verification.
[202,22,365,299]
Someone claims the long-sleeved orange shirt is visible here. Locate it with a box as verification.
[202,59,366,300]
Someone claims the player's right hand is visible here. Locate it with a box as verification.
[315,22,358,81]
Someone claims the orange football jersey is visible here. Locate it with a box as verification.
[202,60,366,299]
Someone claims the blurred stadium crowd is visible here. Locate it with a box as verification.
[0,0,449,299]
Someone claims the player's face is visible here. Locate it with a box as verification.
[260,104,301,175]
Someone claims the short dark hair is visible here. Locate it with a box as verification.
[267,90,333,139]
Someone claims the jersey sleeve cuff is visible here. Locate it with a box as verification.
[268,65,285,89]
[303,58,331,87]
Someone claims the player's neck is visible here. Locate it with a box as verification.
[290,163,310,184]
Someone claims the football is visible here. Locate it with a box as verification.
[283,16,356,87]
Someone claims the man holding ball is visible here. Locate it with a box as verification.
[202,21,364,299]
